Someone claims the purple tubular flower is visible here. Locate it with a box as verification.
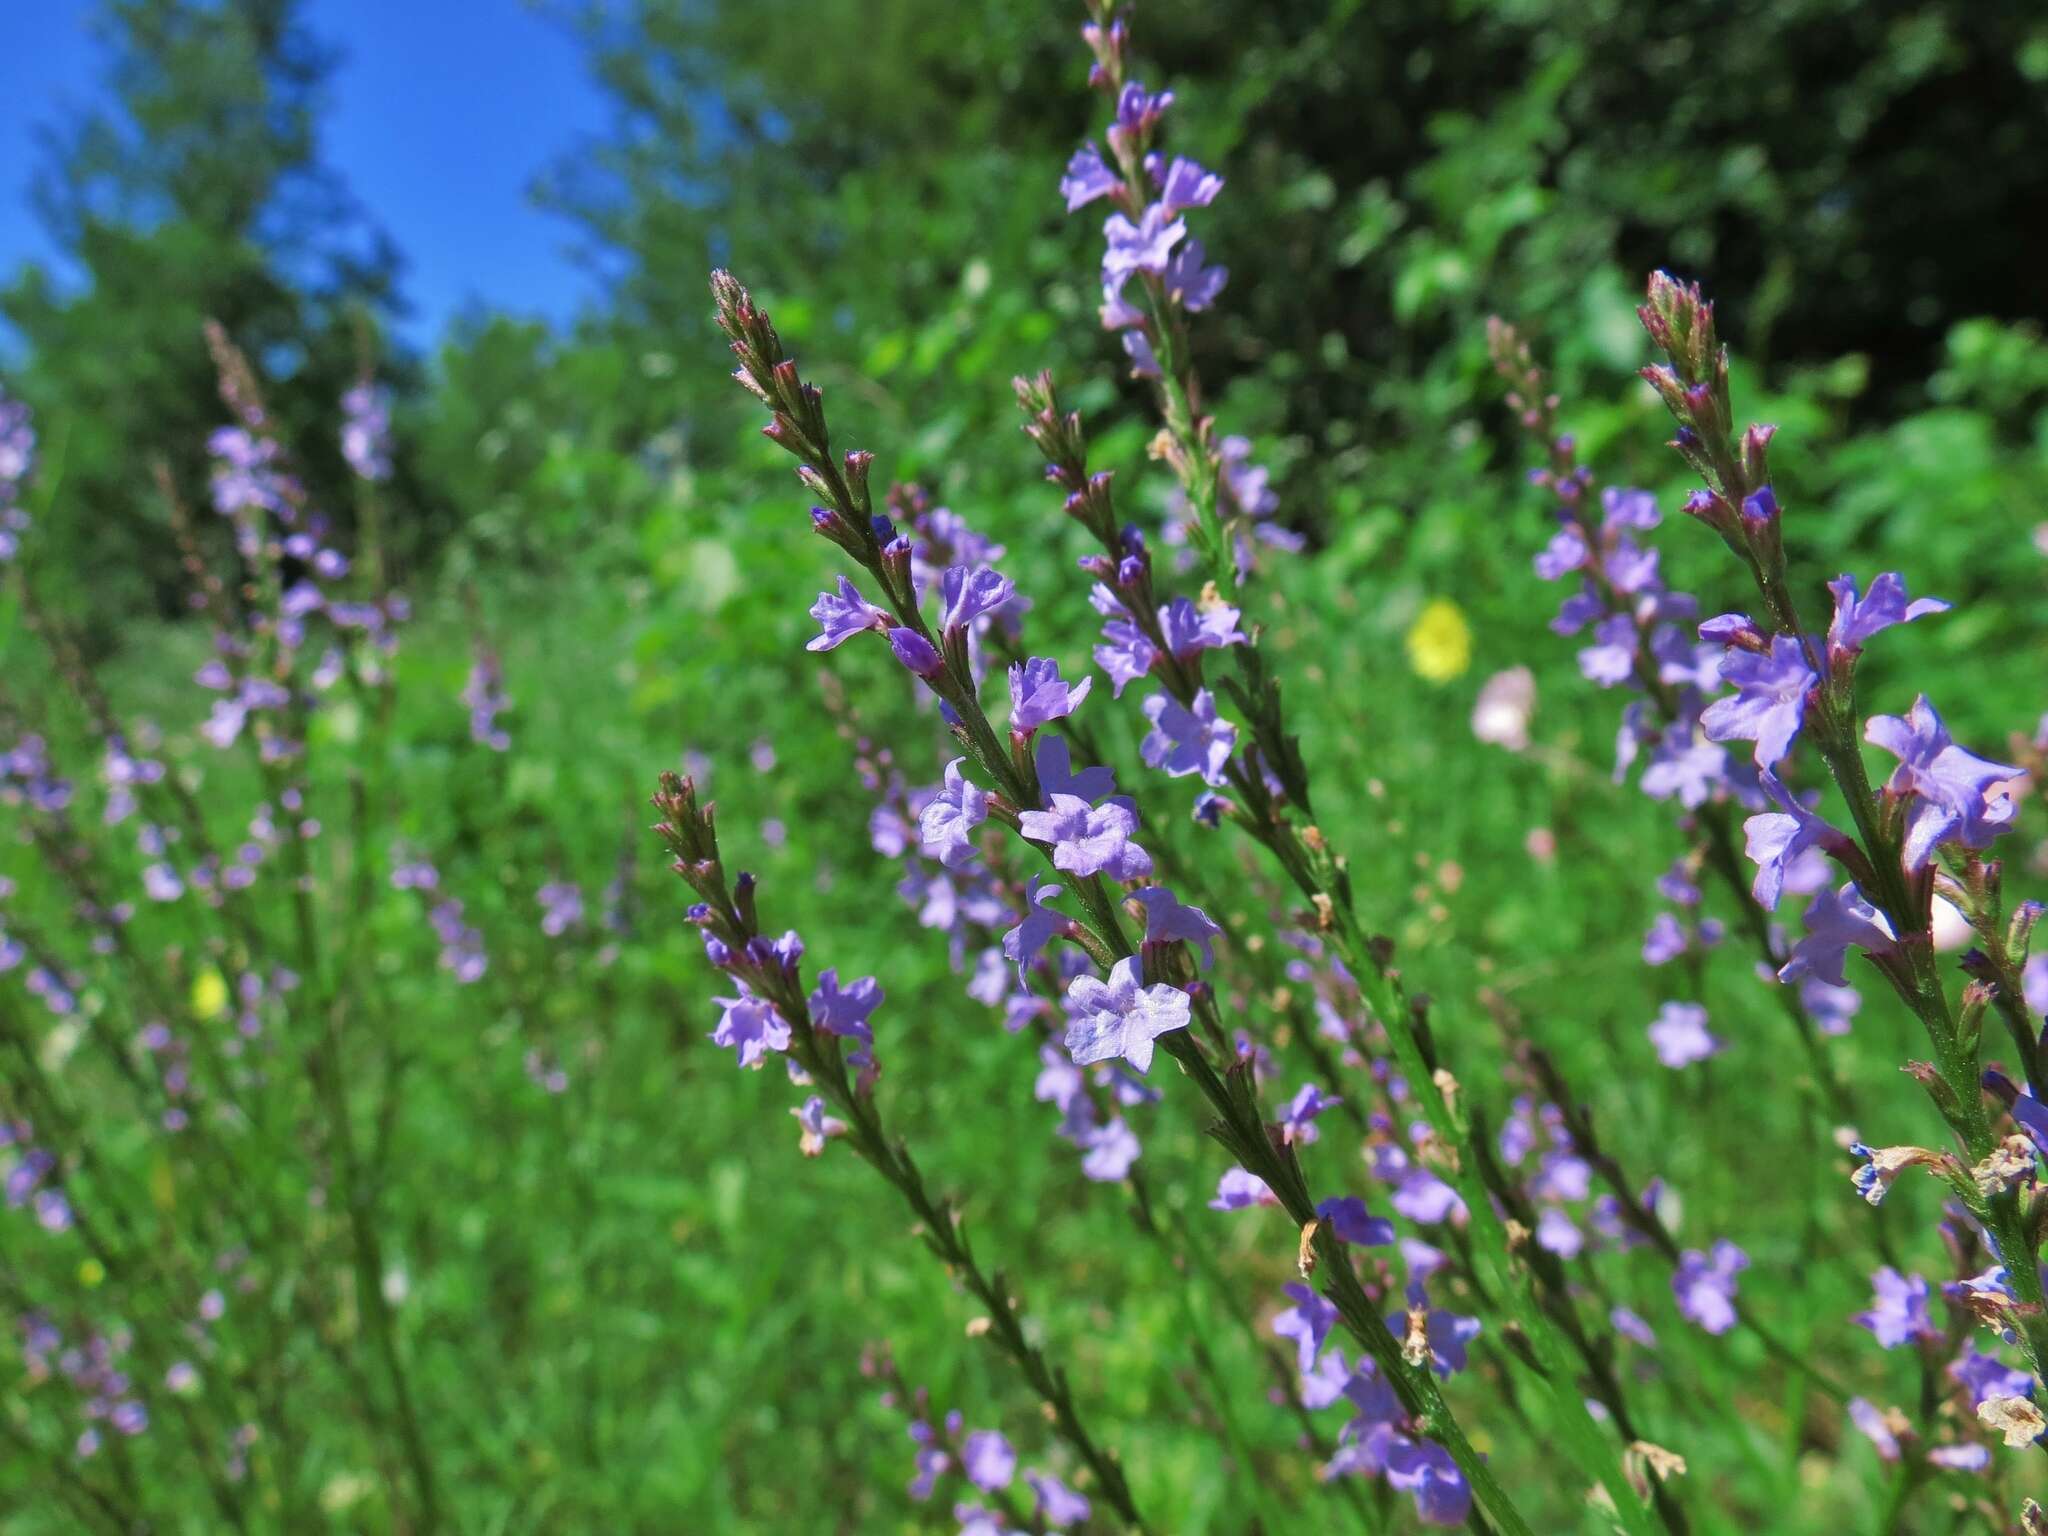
[1158,596,1246,659]
[1387,1438,1471,1527]
[1780,882,1895,987]
[1826,572,1949,659]
[710,991,790,1068]
[1009,657,1093,731]
[1059,142,1120,211]
[1700,636,1817,770]
[1577,614,1639,687]
[1277,1082,1338,1145]
[1533,528,1587,581]
[1673,1240,1748,1334]
[1642,913,1686,966]
[1743,772,1843,911]
[1079,1117,1141,1182]
[1210,1167,1278,1210]
[808,968,881,1043]
[1394,1284,1483,1378]
[1949,1346,2034,1408]
[1316,1196,1395,1247]
[1162,238,1227,311]
[1102,203,1186,288]
[1865,695,2022,867]
[1274,1282,1338,1372]
[1847,1398,1902,1462]
[1062,956,1189,1073]
[939,564,1016,635]
[1033,734,1116,804]
[1130,885,1221,967]
[1003,873,1068,984]
[1094,618,1158,696]
[1854,1267,1936,1349]
[961,1430,1016,1492]
[1018,794,1152,880]
[1027,1471,1091,1529]
[1139,688,1236,785]
[890,627,945,679]
[1647,1001,1722,1069]
[918,758,989,869]
[807,576,890,651]
[1611,1307,1658,1348]
[1156,155,1223,213]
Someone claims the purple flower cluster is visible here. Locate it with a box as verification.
[1273,1276,1477,1525]
[462,646,512,752]
[341,381,394,483]
[392,857,488,983]
[0,383,34,562]
[16,1314,151,1460]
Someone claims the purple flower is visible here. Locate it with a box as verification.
[807,576,889,651]
[709,991,790,1069]
[1300,1346,1354,1410]
[1386,1438,1471,1527]
[1533,527,1587,581]
[1130,885,1220,967]
[1647,1001,1721,1069]
[341,383,393,482]
[1744,772,1842,911]
[1033,734,1116,805]
[961,1430,1015,1492]
[1701,636,1817,770]
[537,881,583,937]
[1060,142,1120,211]
[1611,1307,1658,1348]
[809,969,881,1043]
[1602,486,1661,531]
[939,565,1016,636]
[1865,696,2022,867]
[1927,1442,1990,1472]
[1210,1167,1278,1210]
[1949,1346,2034,1408]
[1826,572,1948,659]
[1274,1282,1338,1372]
[1847,1398,1903,1462]
[792,1095,845,1156]
[1157,596,1245,660]
[1780,882,1894,987]
[1079,1117,1142,1181]
[1278,1083,1338,1146]
[1009,657,1093,731]
[1027,1471,1091,1529]
[1093,618,1158,696]
[1003,874,1068,984]
[1157,155,1222,213]
[1112,81,1174,141]
[1140,689,1236,786]
[1103,203,1186,288]
[890,627,945,678]
[1315,1195,1394,1247]
[1854,1267,1936,1349]
[919,759,988,870]
[1392,1284,1482,1378]
[1577,614,1639,687]
[1162,238,1227,311]
[1535,1206,1582,1258]
[1642,913,1687,966]
[1673,1241,1747,1334]
[1063,957,1189,1073]
[1018,795,1152,881]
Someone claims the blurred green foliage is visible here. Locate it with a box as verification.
[3,0,2048,1532]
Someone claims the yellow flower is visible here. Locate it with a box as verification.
[1406,598,1472,682]
[190,967,228,1021]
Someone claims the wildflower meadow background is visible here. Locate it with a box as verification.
[3,1,2048,1532]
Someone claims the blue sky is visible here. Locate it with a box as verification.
[0,1,613,343]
